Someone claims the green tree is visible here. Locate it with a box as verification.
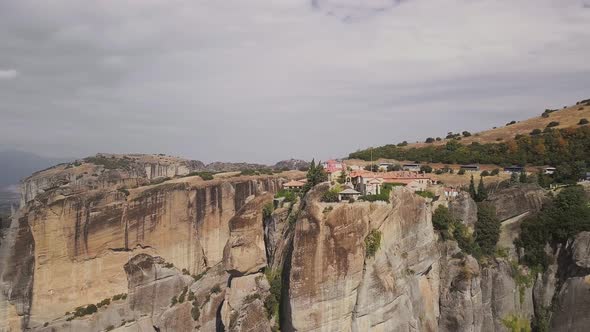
[510,172,519,186]
[420,165,433,173]
[475,203,501,255]
[519,171,527,183]
[476,177,487,202]
[432,205,455,239]
[337,169,347,184]
[469,175,477,200]
[303,159,328,192]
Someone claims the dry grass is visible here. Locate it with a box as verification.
[406,103,590,148]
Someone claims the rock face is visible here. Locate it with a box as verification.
[221,273,272,332]
[224,194,271,276]
[287,185,439,332]
[486,184,547,221]
[5,157,590,332]
[0,157,287,330]
[449,192,477,227]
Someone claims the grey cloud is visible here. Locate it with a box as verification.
[0,0,589,164]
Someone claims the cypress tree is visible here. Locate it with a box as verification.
[476,177,487,201]
[519,171,527,183]
[469,174,477,200]
[510,172,519,186]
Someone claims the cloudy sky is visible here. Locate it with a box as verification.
[1,0,589,164]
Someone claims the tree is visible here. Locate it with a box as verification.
[462,131,472,137]
[474,203,500,255]
[490,168,500,176]
[432,205,454,236]
[510,172,519,186]
[388,164,402,171]
[476,177,487,202]
[530,128,542,135]
[546,121,560,128]
[579,118,589,125]
[480,170,490,177]
[458,169,466,175]
[469,175,477,200]
[519,171,527,183]
[364,164,378,172]
[337,169,347,184]
[420,165,433,173]
[425,137,435,143]
[303,159,328,192]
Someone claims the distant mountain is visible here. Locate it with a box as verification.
[0,149,71,187]
[273,159,310,170]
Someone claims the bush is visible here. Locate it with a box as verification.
[191,300,200,321]
[546,121,560,128]
[480,170,490,177]
[530,128,542,135]
[211,285,222,294]
[506,120,516,126]
[490,168,500,176]
[365,229,382,258]
[432,205,454,234]
[416,190,435,199]
[462,131,472,137]
[579,118,589,125]
[425,137,435,143]
[170,296,178,306]
[179,286,188,303]
[420,165,433,173]
[321,189,340,202]
[264,268,282,320]
[458,169,466,175]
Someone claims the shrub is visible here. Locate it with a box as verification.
[188,290,195,302]
[321,189,340,202]
[480,170,490,177]
[416,190,435,199]
[97,298,111,308]
[420,165,433,173]
[44,322,49,327]
[432,205,454,235]
[191,300,200,321]
[578,118,589,125]
[425,137,435,143]
[211,285,221,294]
[182,268,190,275]
[462,131,472,137]
[264,268,282,320]
[530,128,542,135]
[365,229,382,258]
[490,168,500,176]
[170,296,178,306]
[106,325,115,332]
[178,286,188,303]
[546,121,559,128]
[506,120,516,126]
[458,169,466,175]
[163,262,174,268]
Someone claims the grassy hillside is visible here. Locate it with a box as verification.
[406,99,590,148]
[348,98,590,184]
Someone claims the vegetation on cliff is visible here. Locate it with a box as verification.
[433,203,500,258]
[516,185,590,269]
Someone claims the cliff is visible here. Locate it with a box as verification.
[1,156,290,331]
[2,158,590,332]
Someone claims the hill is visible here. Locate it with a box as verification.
[348,98,590,184]
[406,99,590,148]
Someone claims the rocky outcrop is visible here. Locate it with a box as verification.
[550,232,590,332]
[221,273,272,332]
[449,192,477,227]
[1,166,286,329]
[486,184,547,221]
[287,185,439,332]
[224,194,272,276]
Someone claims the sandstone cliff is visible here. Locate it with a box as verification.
[2,160,590,332]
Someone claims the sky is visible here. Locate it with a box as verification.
[1,0,590,164]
